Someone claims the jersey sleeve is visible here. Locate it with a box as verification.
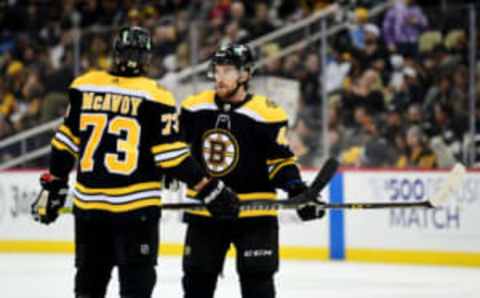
[260,120,303,189]
[49,89,81,179]
[147,97,206,188]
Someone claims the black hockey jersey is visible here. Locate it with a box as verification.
[50,70,205,213]
[180,90,302,219]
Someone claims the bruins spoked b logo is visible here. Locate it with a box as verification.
[202,129,239,176]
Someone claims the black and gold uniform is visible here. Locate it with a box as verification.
[180,91,301,298]
[34,27,239,298]
[181,90,299,220]
[51,69,208,298]
[180,43,324,298]
[53,70,199,213]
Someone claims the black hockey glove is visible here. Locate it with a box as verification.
[197,179,240,220]
[287,181,326,222]
[31,173,68,225]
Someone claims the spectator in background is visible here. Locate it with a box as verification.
[248,2,276,40]
[0,80,15,138]
[352,23,388,73]
[342,69,385,126]
[220,21,249,46]
[389,54,406,92]
[153,20,178,58]
[383,0,428,57]
[390,66,422,110]
[423,74,453,113]
[382,104,403,144]
[259,43,283,77]
[450,65,469,118]
[349,7,371,50]
[326,50,352,94]
[361,119,394,167]
[427,103,465,161]
[397,125,437,168]
[229,1,250,32]
[282,53,302,80]
[405,103,425,126]
[299,52,322,112]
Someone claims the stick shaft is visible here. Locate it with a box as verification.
[323,201,433,209]
[59,199,434,214]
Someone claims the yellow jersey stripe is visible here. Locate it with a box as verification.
[157,152,190,168]
[51,139,78,158]
[186,190,276,201]
[74,197,161,212]
[266,156,296,166]
[75,181,162,196]
[186,209,277,217]
[181,90,215,110]
[152,142,188,154]
[239,192,276,200]
[238,95,288,123]
[58,124,80,144]
[269,161,296,180]
[69,71,176,106]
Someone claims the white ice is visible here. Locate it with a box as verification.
[0,254,478,298]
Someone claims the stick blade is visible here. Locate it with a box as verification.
[429,163,467,207]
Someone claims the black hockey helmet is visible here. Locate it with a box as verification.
[208,43,255,78]
[112,26,152,76]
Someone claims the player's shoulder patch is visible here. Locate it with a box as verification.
[181,90,216,111]
[237,95,288,123]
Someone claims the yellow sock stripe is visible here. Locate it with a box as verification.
[269,161,297,180]
[75,181,162,196]
[74,197,161,212]
[58,124,80,145]
[157,152,190,168]
[51,139,78,158]
[151,142,188,154]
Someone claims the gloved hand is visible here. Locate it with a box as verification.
[31,173,68,225]
[287,181,326,222]
[197,179,240,220]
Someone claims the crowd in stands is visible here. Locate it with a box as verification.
[278,0,480,169]
[0,0,479,168]
[0,0,334,139]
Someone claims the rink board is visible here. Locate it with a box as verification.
[339,169,480,266]
[0,169,479,266]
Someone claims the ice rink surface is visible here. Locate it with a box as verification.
[0,254,478,298]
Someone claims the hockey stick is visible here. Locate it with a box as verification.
[160,157,340,211]
[316,163,467,210]
[58,161,465,213]
[57,157,339,213]
[170,162,465,211]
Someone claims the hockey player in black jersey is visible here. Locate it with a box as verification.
[179,43,326,298]
[31,26,239,298]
